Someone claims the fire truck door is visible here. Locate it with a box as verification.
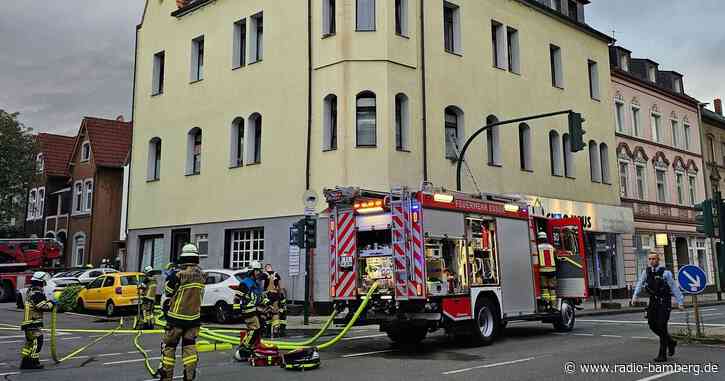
[547,218,588,298]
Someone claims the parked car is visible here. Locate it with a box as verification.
[16,278,81,309]
[202,269,247,323]
[53,268,118,284]
[76,272,143,316]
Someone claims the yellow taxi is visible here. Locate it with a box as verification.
[77,272,144,316]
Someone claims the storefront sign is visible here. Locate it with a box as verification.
[526,196,634,234]
[655,233,669,247]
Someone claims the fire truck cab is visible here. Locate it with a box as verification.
[324,185,588,346]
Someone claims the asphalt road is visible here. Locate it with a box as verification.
[0,304,722,381]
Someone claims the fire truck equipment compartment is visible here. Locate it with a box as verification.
[497,217,536,316]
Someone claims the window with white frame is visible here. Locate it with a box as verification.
[635,163,646,199]
[589,141,601,182]
[507,27,520,74]
[519,123,532,171]
[148,138,162,180]
[139,236,165,271]
[356,0,375,31]
[395,0,408,36]
[233,19,246,68]
[250,13,263,63]
[486,115,501,166]
[655,168,667,203]
[632,105,641,137]
[227,228,264,269]
[395,93,409,151]
[651,113,662,143]
[186,128,202,175]
[190,36,204,81]
[550,44,563,88]
[195,234,209,258]
[695,238,708,277]
[152,51,165,95]
[671,120,680,148]
[81,141,91,162]
[27,189,37,221]
[73,182,83,213]
[614,101,625,133]
[563,133,574,177]
[248,113,262,164]
[36,154,44,173]
[688,174,697,206]
[588,60,600,100]
[619,161,629,197]
[683,123,691,151]
[356,92,377,147]
[323,95,338,151]
[323,0,336,36]
[230,118,244,167]
[73,233,86,267]
[634,234,653,276]
[443,2,461,54]
[599,143,610,183]
[37,187,45,220]
[549,130,562,176]
[445,106,462,160]
[675,172,684,205]
[84,180,93,212]
[491,21,505,69]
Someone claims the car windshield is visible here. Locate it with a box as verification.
[53,270,84,278]
[121,275,140,286]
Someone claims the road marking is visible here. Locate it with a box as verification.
[631,336,655,340]
[0,372,19,377]
[128,350,150,354]
[143,376,182,381]
[61,336,82,340]
[635,370,678,381]
[0,340,23,344]
[600,334,623,338]
[342,349,394,358]
[342,333,387,340]
[442,357,536,375]
[98,352,123,357]
[40,355,89,362]
[672,308,716,315]
[573,333,594,336]
[578,319,725,328]
[701,313,724,317]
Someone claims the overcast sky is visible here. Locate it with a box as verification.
[1,1,723,136]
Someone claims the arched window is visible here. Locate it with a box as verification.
[519,123,532,171]
[600,143,610,183]
[36,153,44,173]
[549,131,562,176]
[395,93,409,151]
[563,133,574,177]
[27,189,37,221]
[486,115,501,165]
[248,113,262,164]
[230,118,244,167]
[147,137,162,180]
[356,91,377,147]
[186,128,202,175]
[589,140,601,182]
[323,95,338,151]
[73,232,86,267]
[444,106,464,159]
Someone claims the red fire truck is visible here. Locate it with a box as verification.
[324,185,588,345]
[0,238,63,302]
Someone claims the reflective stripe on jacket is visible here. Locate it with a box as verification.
[165,265,206,327]
[21,287,53,330]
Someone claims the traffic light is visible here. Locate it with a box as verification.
[289,219,305,247]
[568,112,586,152]
[695,200,714,237]
[304,216,317,249]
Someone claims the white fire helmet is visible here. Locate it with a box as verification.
[31,271,50,283]
[251,261,262,270]
[179,243,200,264]
[537,232,548,240]
[143,265,154,274]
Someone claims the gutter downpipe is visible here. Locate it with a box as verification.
[420,0,428,182]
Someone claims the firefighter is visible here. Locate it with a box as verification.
[536,232,557,305]
[20,272,55,370]
[234,264,267,361]
[631,253,684,362]
[159,244,206,381]
[263,264,286,337]
[137,266,157,330]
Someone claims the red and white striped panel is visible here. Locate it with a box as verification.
[334,210,357,300]
[409,201,425,298]
[329,217,336,298]
[392,202,409,300]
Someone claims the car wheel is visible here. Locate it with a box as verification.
[553,299,576,332]
[471,297,500,346]
[106,301,115,317]
[76,298,85,313]
[215,302,231,324]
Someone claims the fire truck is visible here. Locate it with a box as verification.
[0,238,63,302]
[324,185,588,345]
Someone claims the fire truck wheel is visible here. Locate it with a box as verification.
[472,297,499,346]
[553,299,575,332]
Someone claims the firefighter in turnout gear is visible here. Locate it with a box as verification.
[632,253,684,362]
[233,263,266,361]
[137,266,158,330]
[262,264,286,337]
[536,231,558,305]
[159,244,206,381]
[20,272,55,370]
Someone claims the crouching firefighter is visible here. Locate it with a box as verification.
[137,266,158,330]
[159,244,206,381]
[234,266,266,361]
[20,272,55,370]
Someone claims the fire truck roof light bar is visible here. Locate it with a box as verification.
[433,193,454,203]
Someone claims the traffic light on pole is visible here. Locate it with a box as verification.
[290,219,305,247]
[695,200,714,237]
[304,217,317,249]
[568,112,586,152]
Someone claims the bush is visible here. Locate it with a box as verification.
[57,284,85,312]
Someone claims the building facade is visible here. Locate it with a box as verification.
[701,99,725,292]
[609,46,713,294]
[66,117,132,267]
[128,0,632,302]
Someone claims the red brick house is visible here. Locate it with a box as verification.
[66,117,132,267]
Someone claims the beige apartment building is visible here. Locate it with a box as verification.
[127,0,633,302]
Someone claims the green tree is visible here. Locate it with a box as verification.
[0,110,37,237]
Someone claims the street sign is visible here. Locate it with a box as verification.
[288,245,301,276]
[678,265,707,294]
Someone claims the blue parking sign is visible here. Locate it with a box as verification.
[677,265,707,294]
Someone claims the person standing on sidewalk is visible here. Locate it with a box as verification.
[631,253,685,362]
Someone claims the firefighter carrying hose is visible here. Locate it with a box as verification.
[159,244,206,381]
[20,272,55,370]
[536,232,558,305]
[262,264,287,337]
[233,261,267,361]
[137,265,157,330]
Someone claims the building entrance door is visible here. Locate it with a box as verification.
[170,228,191,263]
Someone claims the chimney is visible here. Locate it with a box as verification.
[715,98,723,116]
[116,115,125,122]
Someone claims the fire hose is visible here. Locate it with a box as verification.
[50,306,125,364]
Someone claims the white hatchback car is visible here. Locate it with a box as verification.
[202,269,247,323]
[53,268,118,284]
[16,278,81,310]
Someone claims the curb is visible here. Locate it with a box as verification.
[578,300,725,317]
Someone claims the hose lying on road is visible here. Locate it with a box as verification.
[50,306,125,364]
[132,319,158,378]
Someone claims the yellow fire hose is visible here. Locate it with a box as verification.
[50,306,125,364]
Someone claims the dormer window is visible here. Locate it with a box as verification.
[567,0,579,22]
[36,153,44,173]
[673,78,683,93]
[647,66,656,82]
[620,54,629,71]
[81,141,91,162]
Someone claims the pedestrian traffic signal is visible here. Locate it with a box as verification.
[290,220,305,247]
[568,112,586,152]
[304,217,317,249]
[695,200,714,237]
